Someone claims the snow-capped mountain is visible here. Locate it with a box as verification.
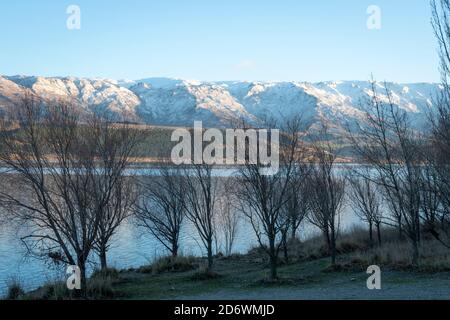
[0,75,442,130]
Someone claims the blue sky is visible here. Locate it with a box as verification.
[0,0,440,83]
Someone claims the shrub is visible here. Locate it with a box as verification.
[86,277,115,299]
[337,239,450,271]
[138,256,199,274]
[24,282,70,300]
[6,280,24,300]
[23,272,119,300]
[299,226,402,262]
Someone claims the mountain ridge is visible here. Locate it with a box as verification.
[0,75,442,130]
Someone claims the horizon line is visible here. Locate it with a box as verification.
[1,74,442,86]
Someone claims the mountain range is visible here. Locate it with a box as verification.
[0,75,441,131]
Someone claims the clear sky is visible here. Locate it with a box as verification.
[0,0,440,83]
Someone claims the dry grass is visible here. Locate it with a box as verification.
[137,255,199,275]
[346,240,450,272]
[86,277,116,299]
[274,226,450,272]
[283,227,376,262]
[24,278,118,300]
[24,281,71,300]
[245,227,450,272]
[5,279,25,300]
[91,267,120,280]
[22,268,121,300]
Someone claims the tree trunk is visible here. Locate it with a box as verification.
[376,223,382,246]
[369,222,373,246]
[291,220,297,241]
[282,236,289,263]
[172,242,178,258]
[397,217,403,240]
[323,229,331,248]
[269,237,278,280]
[330,228,336,266]
[416,214,421,245]
[411,238,419,268]
[330,242,336,266]
[99,246,108,270]
[76,256,87,298]
[270,255,278,280]
[207,239,213,272]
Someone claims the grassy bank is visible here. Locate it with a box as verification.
[114,254,450,300]
[9,227,450,300]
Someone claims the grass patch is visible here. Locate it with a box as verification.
[91,268,120,280]
[5,280,25,300]
[15,227,450,300]
[329,238,450,272]
[138,256,199,275]
[190,270,222,281]
[86,277,116,299]
[23,269,122,300]
[24,281,71,300]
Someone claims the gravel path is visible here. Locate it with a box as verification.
[178,274,450,300]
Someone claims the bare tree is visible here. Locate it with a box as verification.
[418,158,444,239]
[307,127,345,266]
[284,181,309,242]
[279,162,310,261]
[90,120,143,271]
[238,117,304,279]
[134,166,186,258]
[432,0,450,92]
[182,164,218,272]
[216,179,240,257]
[425,0,450,248]
[347,174,383,246]
[348,82,423,266]
[95,176,137,270]
[0,96,138,292]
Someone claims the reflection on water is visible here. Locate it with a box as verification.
[0,209,362,296]
[0,208,264,295]
[0,165,365,296]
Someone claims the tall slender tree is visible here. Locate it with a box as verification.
[347,175,383,246]
[238,116,305,279]
[135,166,186,258]
[182,164,218,272]
[307,126,345,266]
[348,82,423,266]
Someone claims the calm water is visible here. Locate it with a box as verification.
[0,167,363,296]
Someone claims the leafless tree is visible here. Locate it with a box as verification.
[89,120,143,271]
[279,162,310,261]
[432,0,450,92]
[0,96,139,292]
[238,116,304,279]
[134,166,186,258]
[347,174,383,246]
[418,159,443,239]
[216,179,240,256]
[284,181,309,242]
[425,0,450,248]
[182,164,218,272]
[348,81,423,266]
[95,176,137,270]
[307,126,345,266]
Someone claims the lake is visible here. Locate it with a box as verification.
[0,166,364,296]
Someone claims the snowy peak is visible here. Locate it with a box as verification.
[0,75,442,130]
[0,75,141,120]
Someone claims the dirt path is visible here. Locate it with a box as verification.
[177,273,450,300]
